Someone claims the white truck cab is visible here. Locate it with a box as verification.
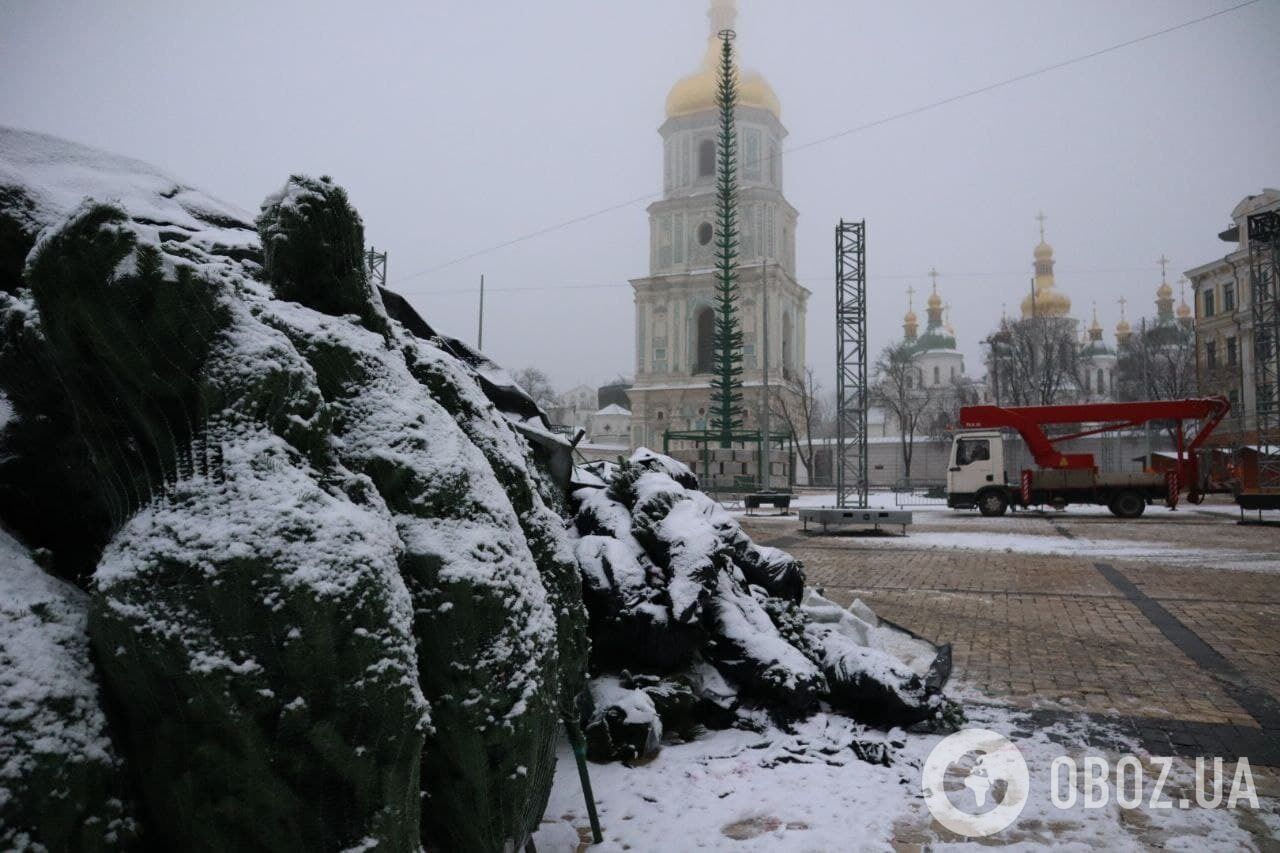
[946,430,1008,514]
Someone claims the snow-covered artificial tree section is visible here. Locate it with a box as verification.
[572,450,959,763]
[0,530,136,851]
[0,127,586,851]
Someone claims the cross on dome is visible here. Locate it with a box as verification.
[1156,254,1174,300]
[708,0,737,35]
[926,267,943,309]
[1036,211,1047,242]
[665,0,781,119]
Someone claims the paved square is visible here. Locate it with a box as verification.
[741,499,1280,764]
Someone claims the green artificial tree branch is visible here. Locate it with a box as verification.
[710,29,745,448]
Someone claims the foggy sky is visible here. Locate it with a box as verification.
[2,0,1277,395]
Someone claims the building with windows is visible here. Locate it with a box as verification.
[627,0,809,452]
[588,404,632,445]
[1184,188,1280,442]
[548,384,597,433]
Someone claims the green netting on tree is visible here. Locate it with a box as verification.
[254,182,570,850]
[0,530,138,851]
[256,175,389,336]
[0,290,115,582]
[25,202,229,531]
[92,416,427,852]
[403,341,589,716]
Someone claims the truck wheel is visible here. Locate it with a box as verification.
[1109,490,1146,519]
[978,490,1008,517]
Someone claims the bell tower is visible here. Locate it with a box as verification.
[628,0,810,453]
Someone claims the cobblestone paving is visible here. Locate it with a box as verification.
[741,503,1280,764]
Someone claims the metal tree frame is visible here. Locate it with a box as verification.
[835,220,868,508]
[1248,210,1280,493]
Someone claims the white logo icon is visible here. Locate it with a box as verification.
[922,728,1030,837]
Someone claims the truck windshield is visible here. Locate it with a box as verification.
[956,438,990,466]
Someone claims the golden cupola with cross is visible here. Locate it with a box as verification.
[902,287,918,342]
[665,0,781,120]
[1020,212,1072,319]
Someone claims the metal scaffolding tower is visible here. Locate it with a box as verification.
[1249,210,1280,493]
[835,220,868,508]
[365,247,387,288]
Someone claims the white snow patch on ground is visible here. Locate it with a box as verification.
[799,530,1280,574]
[737,493,1277,572]
[533,704,1278,850]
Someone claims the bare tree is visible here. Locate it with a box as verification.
[1116,319,1199,446]
[928,375,983,441]
[986,316,1081,406]
[1116,320,1197,402]
[870,342,937,480]
[510,366,557,411]
[769,366,831,482]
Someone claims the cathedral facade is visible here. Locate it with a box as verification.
[628,0,809,452]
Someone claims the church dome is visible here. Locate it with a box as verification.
[1176,299,1192,319]
[927,288,942,310]
[903,307,917,323]
[1157,280,1173,300]
[1020,287,1071,318]
[665,38,781,119]
[1116,316,1131,335]
[1033,240,1053,261]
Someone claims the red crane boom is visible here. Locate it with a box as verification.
[958,397,1231,492]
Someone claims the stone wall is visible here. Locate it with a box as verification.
[670,446,791,491]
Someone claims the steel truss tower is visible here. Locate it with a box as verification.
[365,247,387,289]
[835,220,868,508]
[1249,210,1280,492]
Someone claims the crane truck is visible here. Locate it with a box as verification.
[945,396,1231,518]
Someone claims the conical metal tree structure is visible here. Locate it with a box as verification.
[709,28,745,448]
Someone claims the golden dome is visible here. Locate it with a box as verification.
[1176,300,1192,319]
[1116,317,1131,334]
[665,37,781,119]
[927,288,942,310]
[903,308,917,323]
[1020,286,1071,318]
[1033,240,1053,261]
[1157,279,1173,299]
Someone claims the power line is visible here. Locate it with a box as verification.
[386,0,1260,288]
[398,265,1167,298]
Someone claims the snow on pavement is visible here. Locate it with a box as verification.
[533,704,1278,850]
[734,493,1278,573]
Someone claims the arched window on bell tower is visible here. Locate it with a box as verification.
[694,306,714,374]
[697,139,715,178]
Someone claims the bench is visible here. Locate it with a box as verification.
[744,492,793,515]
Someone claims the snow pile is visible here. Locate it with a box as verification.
[572,450,959,762]
[0,128,585,851]
[0,530,136,851]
